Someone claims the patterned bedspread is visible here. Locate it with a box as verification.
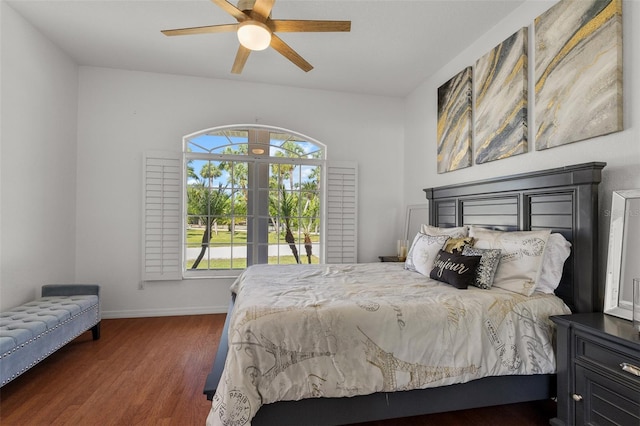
[207,263,570,426]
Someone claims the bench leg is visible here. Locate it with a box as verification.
[91,322,101,340]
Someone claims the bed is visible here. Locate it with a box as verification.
[204,162,606,426]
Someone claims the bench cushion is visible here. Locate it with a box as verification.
[0,295,98,354]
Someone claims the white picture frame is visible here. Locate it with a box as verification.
[404,204,429,243]
[604,189,640,320]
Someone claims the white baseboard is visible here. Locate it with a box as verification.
[101,305,229,319]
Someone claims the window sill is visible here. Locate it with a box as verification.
[182,270,243,280]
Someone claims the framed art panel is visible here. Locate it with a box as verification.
[535,0,623,150]
[474,27,528,164]
[437,67,472,173]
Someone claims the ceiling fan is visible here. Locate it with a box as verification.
[161,0,351,74]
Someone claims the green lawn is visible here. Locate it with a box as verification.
[185,228,320,269]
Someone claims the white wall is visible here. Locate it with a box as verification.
[404,0,640,287]
[75,67,404,317]
[0,3,79,310]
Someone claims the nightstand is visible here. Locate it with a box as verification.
[378,256,404,262]
[551,313,640,426]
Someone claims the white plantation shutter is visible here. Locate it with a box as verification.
[142,152,182,281]
[325,162,358,263]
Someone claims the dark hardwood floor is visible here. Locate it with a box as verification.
[0,315,556,425]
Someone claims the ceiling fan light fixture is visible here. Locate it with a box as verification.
[237,21,272,51]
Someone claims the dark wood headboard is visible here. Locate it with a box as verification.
[424,162,605,314]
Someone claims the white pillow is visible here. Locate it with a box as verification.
[405,233,450,276]
[420,224,469,238]
[469,227,551,296]
[536,233,571,293]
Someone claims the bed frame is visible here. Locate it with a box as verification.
[204,162,606,425]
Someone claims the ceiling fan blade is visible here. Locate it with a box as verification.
[250,0,275,22]
[210,0,248,22]
[161,23,238,36]
[268,20,351,33]
[231,45,251,74]
[270,35,313,72]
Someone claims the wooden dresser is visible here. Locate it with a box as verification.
[551,313,640,426]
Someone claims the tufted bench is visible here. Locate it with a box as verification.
[0,284,100,386]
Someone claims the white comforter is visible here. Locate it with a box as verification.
[207,263,570,426]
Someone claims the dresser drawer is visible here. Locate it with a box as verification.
[574,329,640,382]
[575,365,640,426]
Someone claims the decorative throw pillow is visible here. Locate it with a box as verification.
[420,224,469,238]
[469,226,551,296]
[429,250,481,289]
[444,237,475,254]
[462,246,501,289]
[536,233,572,293]
[405,233,450,276]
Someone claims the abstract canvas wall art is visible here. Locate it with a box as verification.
[535,0,623,150]
[437,67,472,173]
[474,27,528,164]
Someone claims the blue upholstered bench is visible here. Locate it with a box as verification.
[0,284,100,386]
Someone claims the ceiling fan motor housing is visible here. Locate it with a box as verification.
[238,0,270,17]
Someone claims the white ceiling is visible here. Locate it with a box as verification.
[6,0,526,97]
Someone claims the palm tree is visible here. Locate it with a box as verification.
[300,180,319,263]
[200,162,221,187]
[190,184,230,269]
[273,184,300,264]
[275,140,305,189]
[199,162,224,235]
[220,146,249,232]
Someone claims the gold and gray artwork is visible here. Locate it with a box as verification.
[437,67,472,173]
[535,0,623,149]
[474,27,528,164]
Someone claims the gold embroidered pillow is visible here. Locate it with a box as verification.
[469,227,551,296]
[429,250,481,289]
[444,237,475,254]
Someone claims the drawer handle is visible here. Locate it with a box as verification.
[620,362,640,377]
[572,394,583,402]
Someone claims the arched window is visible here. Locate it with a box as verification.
[142,125,356,281]
[184,125,326,277]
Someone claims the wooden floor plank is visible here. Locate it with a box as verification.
[0,314,555,425]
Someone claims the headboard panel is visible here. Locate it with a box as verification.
[424,162,605,313]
